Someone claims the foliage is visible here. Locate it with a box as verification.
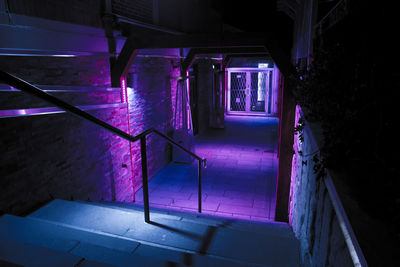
[294,117,305,143]
[289,41,399,229]
[290,44,363,170]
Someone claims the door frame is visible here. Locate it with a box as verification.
[226,67,274,116]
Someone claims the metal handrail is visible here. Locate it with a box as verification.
[324,175,368,267]
[299,107,367,267]
[0,70,206,222]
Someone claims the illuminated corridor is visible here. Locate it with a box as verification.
[135,115,279,221]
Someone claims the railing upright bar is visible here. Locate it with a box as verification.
[140,136,150,223]
[198,159,202,213]
[152,129,202,160]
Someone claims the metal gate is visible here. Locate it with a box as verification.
[227,68,273,116]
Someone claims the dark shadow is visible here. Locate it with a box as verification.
[148,220,202,240]
[197,225,217,255]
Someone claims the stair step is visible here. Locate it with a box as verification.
[27,199,300,266]
[81,200,295,238]
[0,214,250,266]
[69,242,180,267]
[0,214,140,253]
[0,236,83,267]
[0,215,181,266]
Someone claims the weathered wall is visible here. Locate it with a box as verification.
[127,56,178,191]
[289,106,354,267]
[0,55,134,215]
[0,54,179,214]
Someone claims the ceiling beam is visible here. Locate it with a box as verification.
[132,32,268,49]
[222,53,270,69]
[181,47,268,73]
[111,36,139,87]
[113,31,296,86]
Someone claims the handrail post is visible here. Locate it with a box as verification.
[198,159,202,213]
[140,136,150,222]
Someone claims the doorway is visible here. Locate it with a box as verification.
[226,68,274,116]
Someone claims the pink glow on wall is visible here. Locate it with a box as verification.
[186,70,192,131]
[288,105,302,224]
[121,75,136,201]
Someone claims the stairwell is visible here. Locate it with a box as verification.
[0,199,301,266]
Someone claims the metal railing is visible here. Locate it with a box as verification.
[0,70,206,223]
[324,174,368,267]
[296,107,367,267]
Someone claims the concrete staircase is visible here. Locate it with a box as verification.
[0,199,300,266]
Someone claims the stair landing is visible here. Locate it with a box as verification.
[0,199,300,267]
[135,116,279,221]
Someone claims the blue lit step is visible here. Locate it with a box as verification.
[0,215,180,266]
[0,235,170,267]
[0,236,83,267]
[28,200,216,252]
[0,214,140,254]
[28,199,300,266]
[82,200,294,238]
[0,215,251,266]
[77,200,224,227]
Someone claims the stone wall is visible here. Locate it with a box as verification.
[289,106,356,267]
[127,56,179,191]
[0,55,178,214]
[0,55,134,215]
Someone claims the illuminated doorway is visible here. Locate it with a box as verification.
[226,68,274,116]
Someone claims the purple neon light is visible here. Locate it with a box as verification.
[186,70,192,130]
[120,76,128,103]
[120,75,136,201]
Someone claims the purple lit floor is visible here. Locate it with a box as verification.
[135,115,279,221]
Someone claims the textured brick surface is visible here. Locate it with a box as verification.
[0,56,128,215]
[1,54,180,214]
[0,107,133,215]
[1,56,110,86]
[0,91,121,109]
[127,57,178,191]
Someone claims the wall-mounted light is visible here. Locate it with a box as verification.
[120,76,128,103]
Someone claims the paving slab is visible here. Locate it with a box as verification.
[135,116,279,221]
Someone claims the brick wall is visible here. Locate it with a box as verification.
[0,55,133,215]
[127,56,179,190]
[0,54,180,214]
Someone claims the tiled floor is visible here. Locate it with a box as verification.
[135,115,279,221]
